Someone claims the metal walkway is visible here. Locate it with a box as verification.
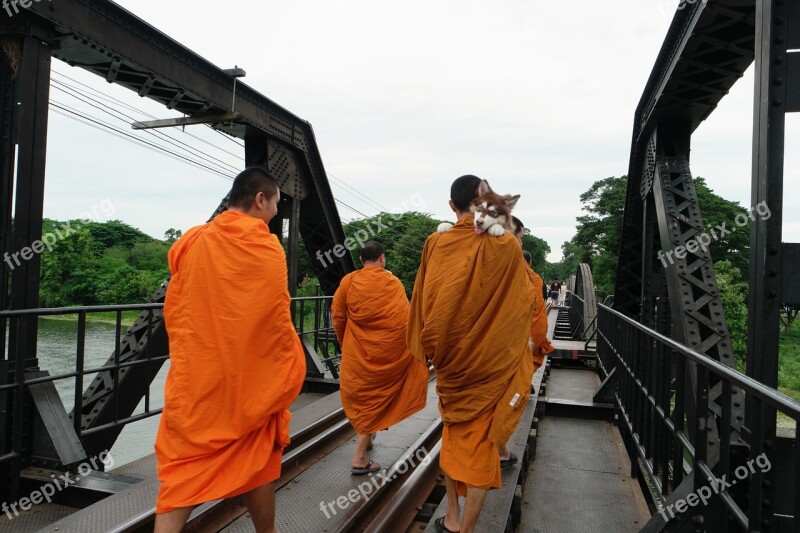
[520,367,650,532]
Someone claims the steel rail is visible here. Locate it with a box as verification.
[113,398,350,533]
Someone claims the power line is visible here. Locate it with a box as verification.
[328,173,391,213]
[51,68,245,155]
[50,101,234,180]
[50,83,240,175]
[49,67,428,252]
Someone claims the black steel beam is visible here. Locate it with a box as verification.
[26,0,354,291]
[620,3,757,316]
[744,0,794,529]
[0,0,360,458]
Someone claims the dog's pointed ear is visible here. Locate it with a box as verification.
[477,180,492,196]
[505,194,520,211]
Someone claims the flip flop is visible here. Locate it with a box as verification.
[434,516,460,533]
[351,460,381,476]
[500,452,518,469]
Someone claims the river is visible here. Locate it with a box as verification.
[35,317,168,469]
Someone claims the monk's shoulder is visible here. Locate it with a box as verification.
[167,223,208,269]
[384,270,406,289]
[336,271,356,293]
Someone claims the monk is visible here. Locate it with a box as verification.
[154,167,306,533]
[407,175,535,533]
[332,241,428,475]
[513,217,554,373]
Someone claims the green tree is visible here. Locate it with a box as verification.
[694,178,751,278]
[164,228,182,242]
[129,241,170,273]
[342,212,442,296]
[39,221,98,307]
[520,231,550,273]
[563,176,627,294]
[562,176,751,295]
[39,219,170,306]
[82,220,152,250]
[715,260,748,368]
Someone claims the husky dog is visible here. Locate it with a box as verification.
[437,180,520,236]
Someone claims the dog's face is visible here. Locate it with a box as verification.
[470,180,520,235]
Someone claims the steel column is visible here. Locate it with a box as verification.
[287,197,300,296]
[745,0,792,529]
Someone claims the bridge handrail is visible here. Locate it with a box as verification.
[597,303,800,529]
[0,295,338,494]
[599,303,800,416]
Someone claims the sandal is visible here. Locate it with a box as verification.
[434,515,460,533]
[351,460,381,476]
[500,452,518,469]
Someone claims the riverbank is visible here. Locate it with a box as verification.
[40,310,146,327]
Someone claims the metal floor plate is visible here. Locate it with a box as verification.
[0,503,77,533]
[546,368,599,404]
[223,383,440,532]
[519,414,650,532]
[532,417,623,474]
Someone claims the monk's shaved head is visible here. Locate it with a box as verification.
[450,175,482,212]
[522,250,532,265]
[360,241,385,263]
[228,166,280,209]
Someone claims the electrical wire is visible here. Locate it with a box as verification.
[50,67,430,253]
[50,101,234,180]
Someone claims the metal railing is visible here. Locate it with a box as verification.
[1,294,338,501]
[597,303,800,530]
[291,295,340,378]
[566,291,596,340]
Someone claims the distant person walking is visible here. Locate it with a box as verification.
[558,283,568,306]
[332,241,428,475]
[549,280,560,306]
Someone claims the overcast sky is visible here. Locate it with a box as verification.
[40,0,800,262]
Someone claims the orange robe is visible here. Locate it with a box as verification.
[407,218,535,495]
[332,266,428,434]
[155,210,306,513]
[528,267,554,372]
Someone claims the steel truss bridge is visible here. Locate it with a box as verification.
[0,1,798,532]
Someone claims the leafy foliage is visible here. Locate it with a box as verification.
[715,260,748,368]
[343,212,442,297]
[557,176,751,295]
[520,231,550,274]
[39,219,168,307]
